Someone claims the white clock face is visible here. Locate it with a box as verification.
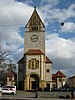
[31,34,39,42]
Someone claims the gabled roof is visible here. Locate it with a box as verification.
[52,74,56,77]
[25,49,44,55]
[25,7,45,28]
[7,71,15,77]
[69,76,75,79]
[52,70,66,78]
[56,70,66,77]
[17,56,24,64]
[18,49,53,64]
[46,56,52,64]
[17,49,44,63]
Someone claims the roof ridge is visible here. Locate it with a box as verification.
[25,7,45,28]
[56,70,66,77]
[25,49,44,55]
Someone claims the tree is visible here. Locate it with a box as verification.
[0,46,16,71]
[0,46,17,84]
[0,46,9,70]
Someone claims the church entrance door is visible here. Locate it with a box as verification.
[30,74,39,90]
[32,81,36,89]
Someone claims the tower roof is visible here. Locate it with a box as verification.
[25,7,45,30]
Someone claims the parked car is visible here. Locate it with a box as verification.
[2,85,16,94]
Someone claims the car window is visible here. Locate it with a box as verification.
[2,85,15,88]
[2,85,7,88]
[7,86,15,88]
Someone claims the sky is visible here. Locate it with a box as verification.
[0,0,75,77]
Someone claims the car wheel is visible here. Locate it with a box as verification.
[11,92,14,95]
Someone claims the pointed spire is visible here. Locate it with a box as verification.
[25,6,45,32]
[34,6,36,11]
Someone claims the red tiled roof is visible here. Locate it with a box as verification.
[56,70,66,77]
[46,56,52,63]
[7,71,15,77]
[25,49,44,55]
[18,50,53,64]
[52,74,56,77]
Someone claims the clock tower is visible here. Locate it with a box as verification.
[18,7,53,91]
[24,7,45,54]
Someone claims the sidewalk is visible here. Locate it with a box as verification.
[0,91,72,100]
[0,95,72,100]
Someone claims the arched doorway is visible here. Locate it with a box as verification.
[29,74,39,90]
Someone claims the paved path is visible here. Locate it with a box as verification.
[0,97,73,100]
[0,91,73,100]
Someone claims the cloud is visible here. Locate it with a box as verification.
[0,0,75,77]
[46,33,75,76]
[40,0,60,8]
[39,1,75,28]
[0,0,34,63]
[17,0,33,5]
[0,0,33,25]
[49,3,75,22]
[13,48,24,63]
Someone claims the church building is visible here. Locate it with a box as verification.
[18,7,53,91]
